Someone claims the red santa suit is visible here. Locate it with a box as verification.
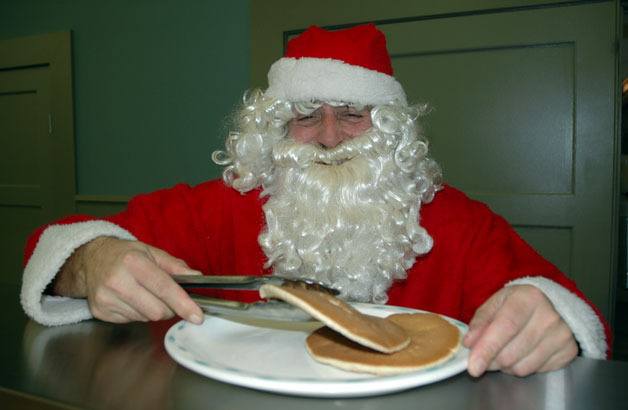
[20,179,610,359]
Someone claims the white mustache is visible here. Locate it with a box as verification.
[272,131,379,168]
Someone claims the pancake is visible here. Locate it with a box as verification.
[259,284,410,353]
[306,312,461,375]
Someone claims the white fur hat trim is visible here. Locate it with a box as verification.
[265,57,407,106]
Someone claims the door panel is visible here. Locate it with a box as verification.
[0,67,52,286]
[251,1,619,318]
[0,33,75,287]
[392,43,574,195]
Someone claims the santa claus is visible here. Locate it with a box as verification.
[21,24,608,377]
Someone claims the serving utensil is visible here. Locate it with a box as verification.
[173,275,339,323]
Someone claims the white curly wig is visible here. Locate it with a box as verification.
[212,89,442,303]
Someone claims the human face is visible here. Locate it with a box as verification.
[288,104,372,148]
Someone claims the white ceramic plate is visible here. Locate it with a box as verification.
[164,304,469,398]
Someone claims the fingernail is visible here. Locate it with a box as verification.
[189,314,203,325]
[184,269,203,276]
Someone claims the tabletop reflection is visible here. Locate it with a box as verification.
[23,319,177,410]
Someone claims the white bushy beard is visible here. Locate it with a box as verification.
[259,129,433,304]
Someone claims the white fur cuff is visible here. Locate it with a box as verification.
[507,276,607,359]
[20,221,136,326]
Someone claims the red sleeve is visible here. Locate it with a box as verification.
[442,186,612,356]
[22,180,265,275]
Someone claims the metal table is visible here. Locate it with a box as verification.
[1,283,626,410]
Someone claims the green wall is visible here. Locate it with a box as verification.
[0,0,250,196]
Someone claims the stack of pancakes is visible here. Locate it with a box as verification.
[259,284,461,375]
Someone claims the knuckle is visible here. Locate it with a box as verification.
[121,250,149,270]
[546,311,562,327]
[536,314,560,336]
[499,316,520,337]
[496,350,518,369]
[513,285,545,306]
[525,285,544,299]
[152,274,172,289]
[543,312,567,337]
[144,302,174,322]
[121,250,139,266]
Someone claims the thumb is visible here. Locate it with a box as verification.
[147,246,202,276]
[463,288,508,348]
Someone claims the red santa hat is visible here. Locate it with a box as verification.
[265,24,407,106]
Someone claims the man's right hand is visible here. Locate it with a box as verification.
[53,237,204,325]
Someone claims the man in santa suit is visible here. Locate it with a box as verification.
[21,24,609,377]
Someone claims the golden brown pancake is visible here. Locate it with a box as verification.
[259,284,410,353]
[306,312,461,375]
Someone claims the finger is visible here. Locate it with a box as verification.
[133,264,204,324]
[502,334,577,377]
[146,246,202,276]
[102,312,135,324]
[489,290,576,375]
[467,305,532,377]
[536,338,578,373]
[493,307,577,376]
[463,321,488,349]
[486,314,545,371]
[120,283,176,322]
[464,290,507,348]
[111,299,151,322]
[89,290,149,323]
[503,320,578,376]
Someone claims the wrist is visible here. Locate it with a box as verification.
[53,236,111,297]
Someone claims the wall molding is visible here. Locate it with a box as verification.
[74,194,130,204]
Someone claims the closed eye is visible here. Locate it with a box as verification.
[339,112,366,122]
[294,114,321,126]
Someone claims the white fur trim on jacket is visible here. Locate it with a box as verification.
[20,220,136,326]
[265,57,407,106]
[507,276,607,359]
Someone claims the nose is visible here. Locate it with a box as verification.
[316,108,344,148]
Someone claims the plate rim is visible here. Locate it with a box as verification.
[164,304,469,398]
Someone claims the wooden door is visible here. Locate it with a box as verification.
[0,32,75,287]
[251,0,619,319]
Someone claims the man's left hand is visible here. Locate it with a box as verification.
[463,284,578,377]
